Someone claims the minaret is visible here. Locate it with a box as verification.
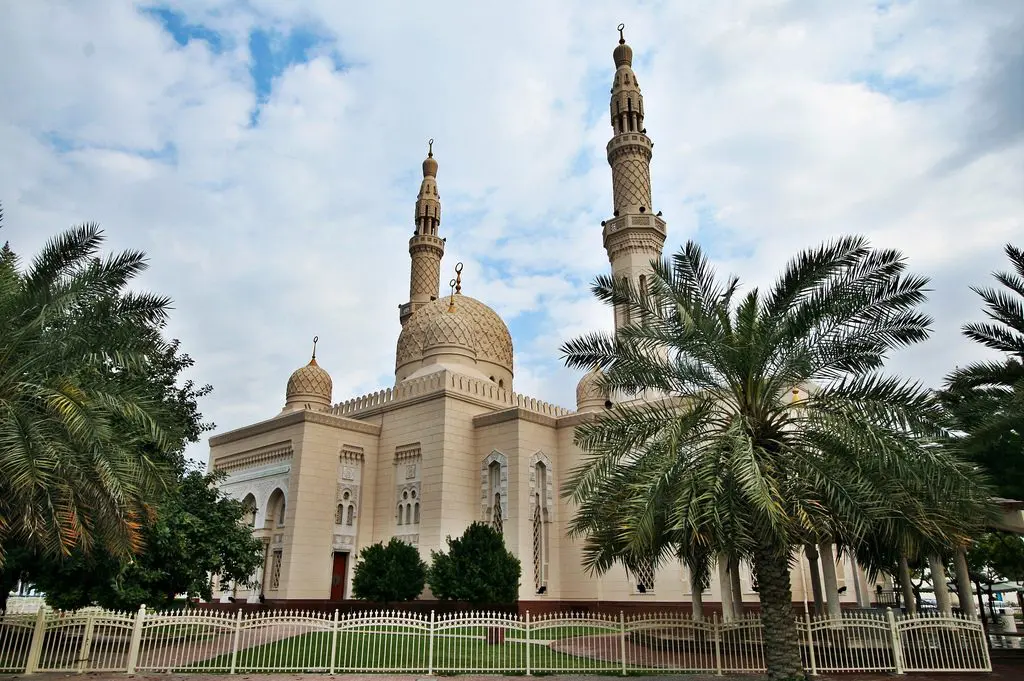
[602,25,667,331]
[400,139,446,326]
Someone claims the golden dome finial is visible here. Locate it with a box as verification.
[310,335,319,366]
[446,262,464,312]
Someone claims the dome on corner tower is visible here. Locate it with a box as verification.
[576,367,608,412]
[284,338,333,411]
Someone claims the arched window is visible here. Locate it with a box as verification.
[397,504,404,525]
[488,460,503,533]
[267,488,286,528]
[335,504,344,525]
[242,494,257,528]
[405,503,412,526]
[414,502,420,524]
[346,505,354,526]
[639,274,649,319]
[533,462,550,593]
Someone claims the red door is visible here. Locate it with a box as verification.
[330,552,347,600]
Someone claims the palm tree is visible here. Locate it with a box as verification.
[561,237,990,680]
[0,221,176,566]
[943,244,1024,497]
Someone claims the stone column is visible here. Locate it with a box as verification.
[898,554,917,615]
[929,555,952,615]
[730,558,744,615]
[690,571,705,621]
[718,555,735,621]
[856,563,873,607]
[953,549,976,618]
[805,544,825,615]
[818,541,842,619]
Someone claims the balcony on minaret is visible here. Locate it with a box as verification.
[601,213,667,255]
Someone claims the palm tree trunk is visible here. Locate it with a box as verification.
[753,545,805,681]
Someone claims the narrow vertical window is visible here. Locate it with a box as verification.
[270,549,283,590]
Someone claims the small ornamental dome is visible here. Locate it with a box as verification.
[613,24,633,67]
[283,337,333,412]
[576,366,609,413]
[424,309,478,351]
[422,138,438,178]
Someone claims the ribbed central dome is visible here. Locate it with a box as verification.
[396,295,513,377]
[424,309,478,350]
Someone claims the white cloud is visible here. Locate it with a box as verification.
[0,0,1021,464]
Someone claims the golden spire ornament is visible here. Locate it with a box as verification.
[447,262,464,312]
[310,336,319,365]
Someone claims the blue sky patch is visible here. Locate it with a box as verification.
[858,72,947,102]
[248,26,338,125]
[142,6,226,53]
[41,132,178,164]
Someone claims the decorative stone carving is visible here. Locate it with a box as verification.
[481,450,509,522]
[528,451,555,519]
[214,443,293,473]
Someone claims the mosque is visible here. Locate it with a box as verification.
[208,27,875,613]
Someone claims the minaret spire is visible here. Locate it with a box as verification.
[400,139,446,326]
[602,24,666,331]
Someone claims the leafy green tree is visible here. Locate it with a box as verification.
[966,532,1024,624]
[0,221,181,564]
[561,238,990,680]
[8,468,263,611]
[351,538,427,603]
[942,244,1024,500]
[428,522,521,605]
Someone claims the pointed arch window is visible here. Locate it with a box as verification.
[532,461,551,593]
[481,451,508,534]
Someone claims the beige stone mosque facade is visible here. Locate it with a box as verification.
[208,29,875,613]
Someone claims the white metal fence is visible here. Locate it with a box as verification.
[0,606,990,675]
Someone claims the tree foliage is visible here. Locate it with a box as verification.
[351,538,427,603]
[428,522,521,605]
[0,219,185,563]
[4,468,263,611]
[942,244,1024,500]
[0,212,250,611]
[560,238,992,681]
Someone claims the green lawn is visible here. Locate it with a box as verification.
[210,626,623,673]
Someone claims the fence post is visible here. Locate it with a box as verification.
[427,610,435,676]
[228,609,243,674]
[713,613,722,676]
[804,611,817,676]
[329,610,339,675]
[524,611,531,676]
[886,608,903,675]
[23,607,47,674]
[619,612,627,676]
[125,604,146,675]
[77,610,96,673]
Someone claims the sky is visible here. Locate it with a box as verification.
[1,1,1021,465]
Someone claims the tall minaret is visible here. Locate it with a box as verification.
[400,139,446,326]
[602,25,667,331]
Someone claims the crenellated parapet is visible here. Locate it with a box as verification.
[329,369,573,419]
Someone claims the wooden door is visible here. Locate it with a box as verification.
[330,552,347,600]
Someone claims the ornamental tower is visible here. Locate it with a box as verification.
[400,139,446,326]
[602,25,667,332]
